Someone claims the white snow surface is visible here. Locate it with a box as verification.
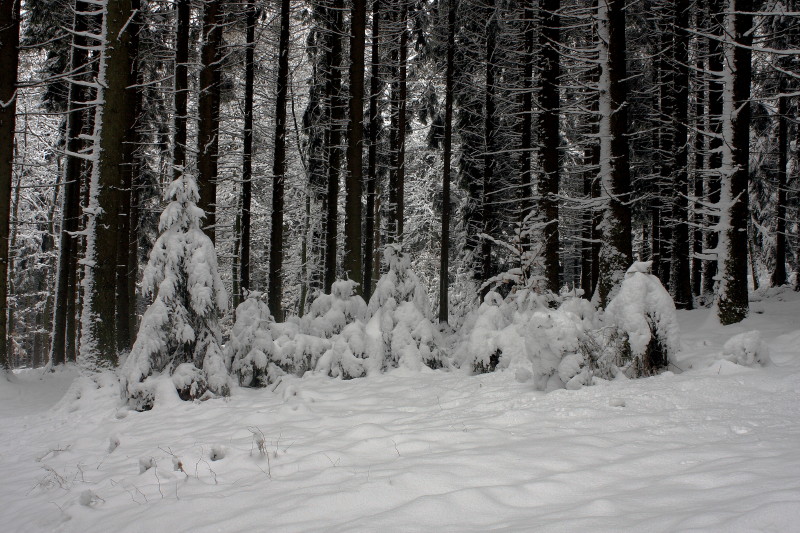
[3,289,800,532]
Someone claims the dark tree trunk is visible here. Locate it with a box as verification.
[388,1,408,243]
[0,0,18,371]
[82,0,134,366]
[597,0,633,307]
[345,0,366,291]
[480,2,497,295]
[198,0,222,242]
[772,80,788,287]
[324,0,345,292]
[519,1,534,271]
[672,0,692,309]
[364,0,381,301]
[51,0,89,367]
[239,0,257,306]
[174,0,190,179]
[439,0,456,324]
[692,19,705,299]
[704,0,723,297]
[717,0,752,325]
[116,0,142,353]
[269,0,290,320]
[656,20,673,289]
[539,0,561,293]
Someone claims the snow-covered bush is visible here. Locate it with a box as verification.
[722,331,770,367]
[120,176,229,409]
[306,280,367,338]
[270,319,330,377]
[603,261,680,377]
[316,321,375,379]
[457,287,598,390]
[227,292,276,387]
[367,245,444,370]
[458,292,509,372]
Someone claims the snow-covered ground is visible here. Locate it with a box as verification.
[2,289,800,532]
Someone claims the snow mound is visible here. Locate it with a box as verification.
[604,261,680,375]
[722,331,770,367]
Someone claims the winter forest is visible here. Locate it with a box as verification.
[1,0,800,530]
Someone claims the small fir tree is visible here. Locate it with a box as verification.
[120,176,229,409]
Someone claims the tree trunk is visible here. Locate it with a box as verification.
[480,2,497,295]
[80,0,134,368]
[388,1,408,243]
[519,1,534,275]
[364,0,382,301]
[671,0,692,309]
[344,0,366,291]
[198,0,222,242]
[324,0,345,292]
[704,0,724,297]
[51,0,89,367]
[772,80,788,287]
[238,0,256,307]
[439,0,456,324]
[116,0,142,353]
[269,0,290,319]
[596,0,632,307]
[716,0,752,325]
[174,0,190,179]
[539,0,561,293]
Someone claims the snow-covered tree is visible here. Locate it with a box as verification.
[227,292,276,387]
[367,245,444,370]
[120,175,229,409]
[604,261,680,376]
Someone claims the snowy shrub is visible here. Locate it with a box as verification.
[120,176,229,409]
[227,292,276,387]
[306,280,367,338]
[457,288,597,390]
[458,292,509,372]
[270,319,330,376]
[722,331,770,367]
[367,245,444,370]
[316,321,375,379]
[603,261,680,377]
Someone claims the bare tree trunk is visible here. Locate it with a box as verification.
[198,0,222,242]
[388,1,407,243]
[269,0,290,319]
[51,0,89,367]
[704,0,723,297]
[672,0,692,309]
[80,0,134,367]
[364,0,382,301]
[324,0,345,292]
[439,0,456,324]
[716,0,752,324]
[174,0,190,179]
[344,0,366,291]
[239,0,256,306]
[596,0,632,307]
[480,1,497,296]
[772,79,788,287]
[539,0,561,293]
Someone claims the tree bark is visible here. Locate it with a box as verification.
[671,0,692,309]
[539,0,561,293]
[388,1,408,243]
[439,0,456,323]
[596,0,633,307]
[80,0,134,367]
[198,0,223,242]
[716,0,752,324]
[51,0,89,367]
[772,80,788,287]
[269,0,290,319]
[324,0,345,292]
[364,0,382,301]
[344,0,366,292]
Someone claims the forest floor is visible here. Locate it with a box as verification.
[2,288,800,532]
